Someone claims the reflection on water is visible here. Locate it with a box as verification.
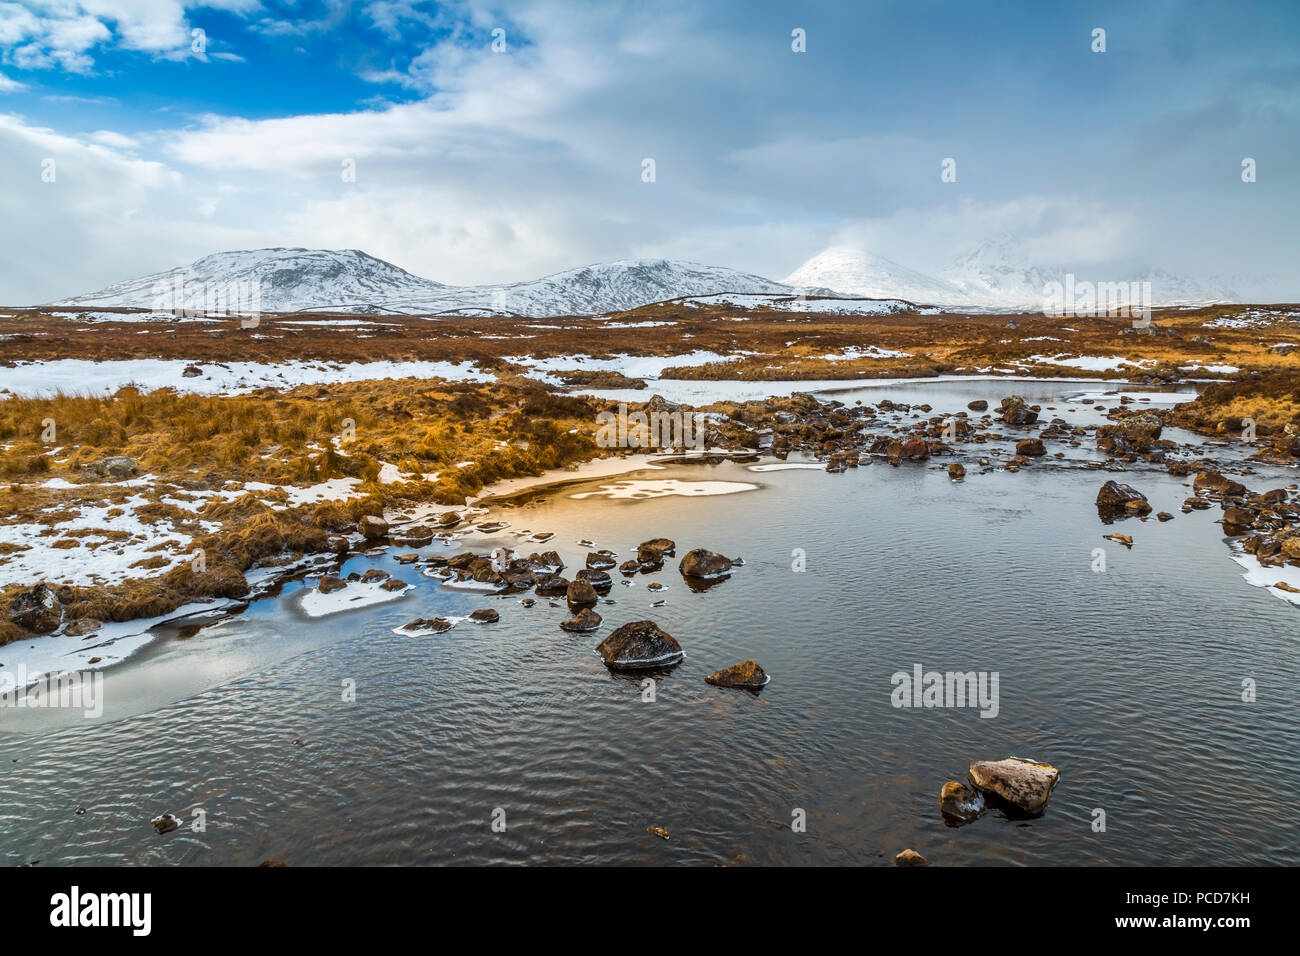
[2,378,1299,866]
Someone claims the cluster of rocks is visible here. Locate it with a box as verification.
[594,619,768,689]
[316,567,409,595]
[940,757,1060,826]
[701,390,1107,478]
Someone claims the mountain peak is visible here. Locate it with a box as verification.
[783,247,966,305]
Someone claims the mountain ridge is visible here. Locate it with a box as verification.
[56,249,848,318]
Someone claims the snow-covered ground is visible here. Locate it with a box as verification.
[0,358,493,398]
[1026,354,1156,372]
[506,350,743,383]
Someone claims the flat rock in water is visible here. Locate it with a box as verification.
[967,757,1059,814]
[704,659,769,689]
[469,608,499,623]
[596,620,683,670]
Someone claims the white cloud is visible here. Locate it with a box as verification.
[0,1,261,71]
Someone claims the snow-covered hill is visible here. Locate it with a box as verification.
[56,250,844,318]
[783,247,967,305]
[59,248,449,314]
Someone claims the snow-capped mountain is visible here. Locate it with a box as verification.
[937,235,1063,308]
[383,259,822,316]
[790,236,1238,309]
[783,247,967,305]
[55,249,842,317]
[59,248,449,314]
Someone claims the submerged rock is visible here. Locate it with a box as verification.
[1193,470,1247,498]
[151,813,181,835]
[704,660,769,689]
[939,780,986,824]
[967,757,1060,814]
[400,617,454,634]
[560,607,602,632]
[678,548,733,579]
[596,620,683,670]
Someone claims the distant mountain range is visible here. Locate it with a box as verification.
[55,248,840,317]
[54,240,1239,317]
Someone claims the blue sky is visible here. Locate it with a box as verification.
[1,0,1297,302]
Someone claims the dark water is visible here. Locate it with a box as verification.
[2,379,1299,866]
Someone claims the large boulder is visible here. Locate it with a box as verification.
[1096,480,1151,516]
[596,620,683,670]
[967,757,1059,814]
[999,395,1039,426]
[678,548,733,579]
[704,660,769,689]
[8,583,62,634]
[1117,412,1163,442]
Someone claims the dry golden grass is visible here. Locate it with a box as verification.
[0,376,608,640]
